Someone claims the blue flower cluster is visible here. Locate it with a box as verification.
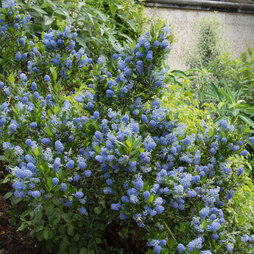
[0,1,253,253]
[0,4,93,95]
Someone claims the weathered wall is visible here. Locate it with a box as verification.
[145,7,254,70]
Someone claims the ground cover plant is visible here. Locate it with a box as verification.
[0,1,254,253]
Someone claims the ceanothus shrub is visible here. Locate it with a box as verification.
[0,1,253,253]
[0,1,93,96]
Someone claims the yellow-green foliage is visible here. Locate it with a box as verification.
[227,177,254,232]
[161,84,213,134]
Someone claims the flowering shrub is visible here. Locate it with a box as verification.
[0,1,254,253]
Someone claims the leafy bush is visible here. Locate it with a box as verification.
[186,15,225,69]
[161,70,213,135]
[11,0,145,62]
[0,1,254,254]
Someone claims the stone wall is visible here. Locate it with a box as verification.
[145,7,254,69]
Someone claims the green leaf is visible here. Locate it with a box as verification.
[67,224,75,236]
[148,194,154,202]
[36,225,44,232]
[126,139,132,148]
[47,178,53,189]
[43,228,50,240]
[79,248,87,254]
[239,115,254,128]
[170,70,188,79]
[33,147,39,156]
[4,191,13,199]
[94,207,102,215]
[31,6,48,15]
[44,15,53,26]
[9,73,15,84]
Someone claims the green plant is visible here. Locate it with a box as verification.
[186,15,225,69]
[14,0,146,62]
[203,83,254,132]
[161,70,213,134]
[1,2,254,254]
[208,49,254,108]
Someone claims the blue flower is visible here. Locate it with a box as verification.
[31,190,41,198]
[161,39,169,49]
[60,183,67,192]
[207,221,221,231]
[113,53,119,60]
[219,120,227,130]
[73,175,80,182]
[84,170,92,177]
[183,137,191,146]
[55,140,64,153]
[31,82,37,90]
[52,177,59,186]
[9,123,16,132]
[177,244,186,253]
[155,205,164,214]
[200,207,209,219]
[237,167,244,175]
[21,53,27,61]
[41,138,51,146]
[93,111,100,119]
[87,102,94,110]
[154,245,162,254]
[15,51,21,61]
[44,75,50,83]
[66,160,74,169]
[79,162,87,170]
[79,207,87,214]
[111,203,121,210]
[121,114,129,124]
[19,37,25,45]
[30,122,37,129]
[226,244,234,252]
[53,158,61,171]
[25,139,32,147]
[149,120,156,127]
[221,137,227,143]
[94,131,103,140]
[154,40,160,47]
[146,53,153,61]
[212,234,219,240]
[174,185,184,194]
[141,114,148,123]
[143,191,150,201]
[240,150,248,156]
[97,57,103,64]
[74,192,84,199]
[106,178,113,186]
[106,89,114,98]
[129,195,139,204]
[20,73,27,82]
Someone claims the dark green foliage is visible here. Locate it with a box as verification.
[14,0,145,61]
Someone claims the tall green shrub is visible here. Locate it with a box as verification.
[186,15,224,69]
